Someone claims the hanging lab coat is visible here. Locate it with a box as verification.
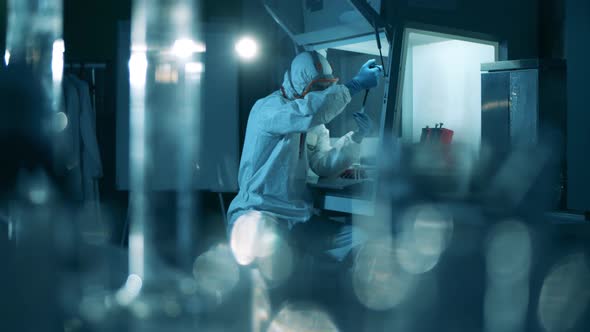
[69,75,103,202]
[58,74,102,202]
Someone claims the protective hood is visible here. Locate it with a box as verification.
[281,51,338,100]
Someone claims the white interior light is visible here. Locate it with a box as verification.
[53,39,66,53]
[185,61,204,74]
[4,50,10,66]
[194,42,206,53]
[129,51,148,87]
[235,37,258,60]
[172,39,205,58]
[52,39,65,83]
[131,45,148,53]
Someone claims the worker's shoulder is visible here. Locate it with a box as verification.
[251,91,286,113]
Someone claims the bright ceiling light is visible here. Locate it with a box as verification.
[235,36,258,60]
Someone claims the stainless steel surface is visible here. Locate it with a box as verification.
[481,59,566,72]
[481,71,511,155]
[481,61,567,210]
[510,69,539,146]
[482,61,566,149]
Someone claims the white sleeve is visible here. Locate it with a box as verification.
[257,85,351,135]
[307,125,360,177]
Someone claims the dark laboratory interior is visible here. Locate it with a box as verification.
[1,0,589,331]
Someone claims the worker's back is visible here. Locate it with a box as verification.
[226,91,313,230]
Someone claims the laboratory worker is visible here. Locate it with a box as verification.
[227,51,382,262]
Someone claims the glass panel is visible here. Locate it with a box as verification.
[128,0,203,287]
[264,0,382,48]
[316,32,389,166]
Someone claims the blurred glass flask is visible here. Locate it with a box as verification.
[128,0,204,290]
[5,0,64,114]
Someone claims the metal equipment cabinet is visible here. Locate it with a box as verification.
[481,59,567,207]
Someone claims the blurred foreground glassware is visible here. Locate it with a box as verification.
[127,0,204,302]
[67,1,208,330]
[5,0,64,115]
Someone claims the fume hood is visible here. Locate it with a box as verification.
[264,0,394,216]
[265,0,391,137]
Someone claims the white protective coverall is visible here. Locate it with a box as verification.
[227,52,361,231]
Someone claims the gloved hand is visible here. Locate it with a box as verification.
[344,59,383,95]
[352,112,373,143]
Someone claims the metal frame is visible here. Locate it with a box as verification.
[304,30,388,52]
[263,1,300,48]
[347,0,393,40]
[379,23,404,138]
[481,59,566,72]
[264,0,392,51]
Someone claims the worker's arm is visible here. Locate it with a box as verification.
[307,125,360,177]
[258,84,351,135]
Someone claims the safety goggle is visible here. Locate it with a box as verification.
[299,76,340,97]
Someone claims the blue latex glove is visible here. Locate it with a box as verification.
[344,59,383,95]
[352,112,373,143]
